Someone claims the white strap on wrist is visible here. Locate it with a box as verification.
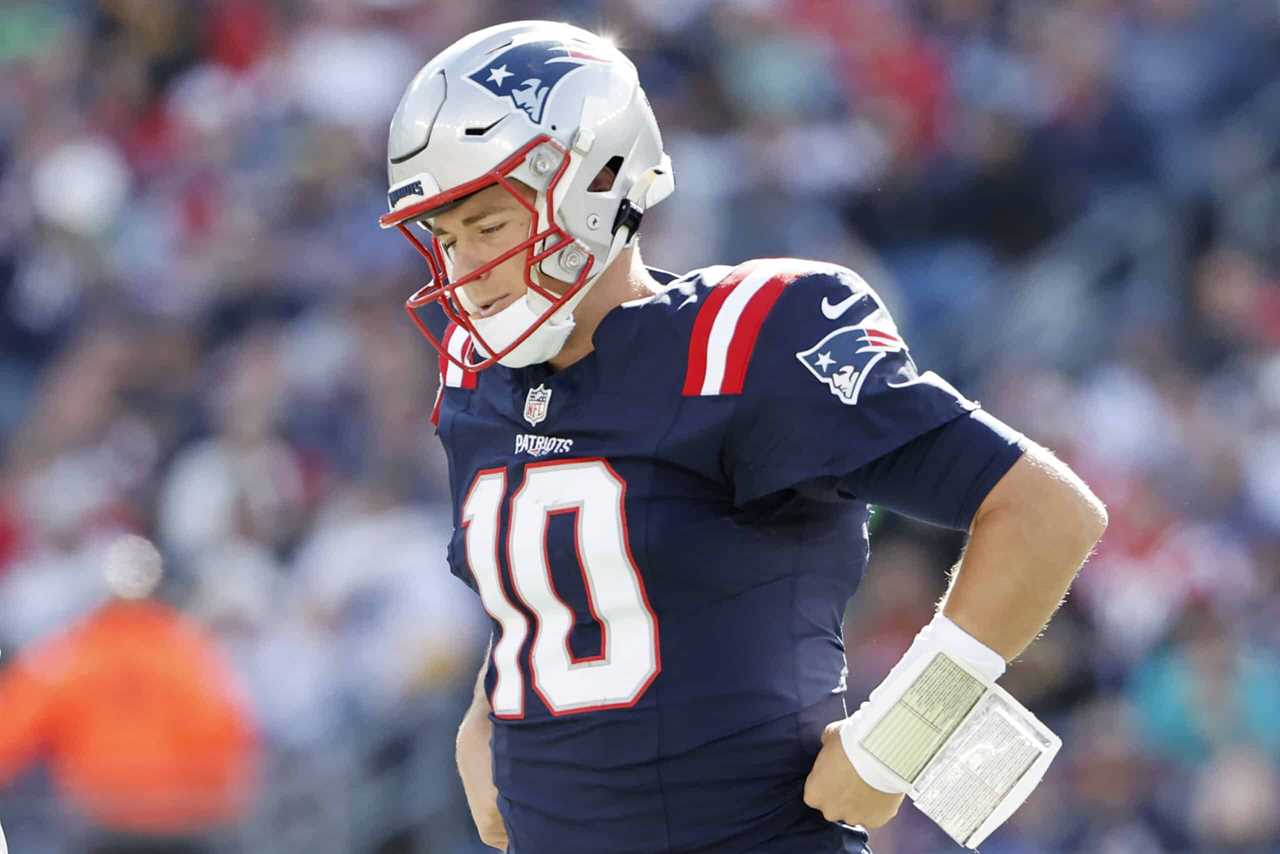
[838,613,1062,849]
[926,613,1006,681]
[839,612,1005,794]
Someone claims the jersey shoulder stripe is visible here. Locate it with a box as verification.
[681,258,814,397]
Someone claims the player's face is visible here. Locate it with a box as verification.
[429,182,569,319]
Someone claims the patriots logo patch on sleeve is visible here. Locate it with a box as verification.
[468,40,608,124]
[796,320,906,406]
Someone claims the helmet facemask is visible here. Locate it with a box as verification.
[382,134,598,373]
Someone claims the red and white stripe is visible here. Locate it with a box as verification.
[857,326,904,351]
[431,323,477,427]
[683,260,801,396]
[442,323,479,390]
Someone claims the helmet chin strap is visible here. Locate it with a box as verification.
[471,230,613,368]
[470,292,577,367]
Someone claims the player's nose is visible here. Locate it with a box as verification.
[451,244,492,283]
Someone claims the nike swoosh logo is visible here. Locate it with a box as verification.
[821,292,866,320]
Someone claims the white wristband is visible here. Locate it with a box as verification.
[839,612,1006,793]
[926,613,1006,681]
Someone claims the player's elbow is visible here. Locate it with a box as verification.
[1050,468,1108,553]
[1080,490,1109,544]
[1053,454,1108,554]
[975,444,1108,561]
[1064,490,1108,562]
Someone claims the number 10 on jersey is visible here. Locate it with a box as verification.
[461,458,661,717]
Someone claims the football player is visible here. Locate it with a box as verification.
[378,21,1107,854]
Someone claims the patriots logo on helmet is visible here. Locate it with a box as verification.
[796,320,906,406]
[468,40,608,125]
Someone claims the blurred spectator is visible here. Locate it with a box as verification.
[156,326,307,564]
[1129,602,1280,764]
[1056,698,1175,853]
[1189,747,1280,851]
[0,535,258,852]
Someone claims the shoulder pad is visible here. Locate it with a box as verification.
[682,259,874,396]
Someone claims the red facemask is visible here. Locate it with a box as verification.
[379,135,595,373]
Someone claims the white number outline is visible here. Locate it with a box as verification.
[462,458,661,718]
[460,467,528,719]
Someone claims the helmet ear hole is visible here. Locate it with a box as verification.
[588,157,624,193]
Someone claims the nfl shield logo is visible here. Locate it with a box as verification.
[523,384,552,426]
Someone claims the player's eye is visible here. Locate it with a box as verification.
[479,222,505,237]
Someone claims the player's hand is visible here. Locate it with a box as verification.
[457,705,508,850]
[803,721,905,829]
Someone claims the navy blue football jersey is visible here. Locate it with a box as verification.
[433,259,979,854]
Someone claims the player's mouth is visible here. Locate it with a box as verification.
[472,293,518,318]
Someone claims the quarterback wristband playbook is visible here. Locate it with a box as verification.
[839,613,1061,849]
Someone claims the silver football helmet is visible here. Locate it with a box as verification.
[379,20,674,370]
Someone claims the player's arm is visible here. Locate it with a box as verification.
[456,641,508,851]
[829,409,1106,661]
[804,417,1105,835]
[720,265,1106,836]
[942,442,1107,660]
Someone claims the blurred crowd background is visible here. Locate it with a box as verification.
[0,0,1278,852]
